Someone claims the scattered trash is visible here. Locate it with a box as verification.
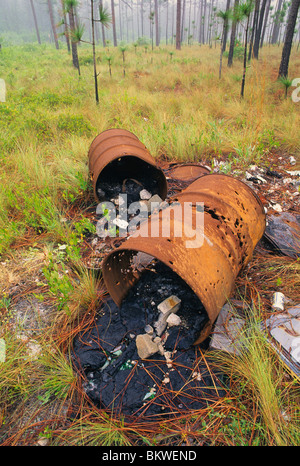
[289,156,296,166]
[263,212,300,258]
[272,203,283,213]
[265,305,300,377]
[136,333,160,359]
[266,168,283,179]
[140,189,152,200]
[271,292,285,312]
[209,304,246,356]
[154,295,181,336]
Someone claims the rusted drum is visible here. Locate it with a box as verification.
[102,174,266,344]
[88,128,168,202]
[167,163,210,182]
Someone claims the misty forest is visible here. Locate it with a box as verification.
[0,0,300,447]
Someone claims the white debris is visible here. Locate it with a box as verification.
[144,324,154,335]
[154,295,181,336]
[162,375,170,384]
[140,189,152,200]
[289,156,296,165]
[286,170,300,176]
[272,203,283,213]
[166,313,181,327]
[157,295,181,315]
[136,333,159,359]
[271,292,285,311]
[112,217,129,229]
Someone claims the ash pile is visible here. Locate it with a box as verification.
[73,259,224,419]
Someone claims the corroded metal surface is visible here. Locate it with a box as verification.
[167,163,210,182]
[88,128,168,202]
[102,174,266,345]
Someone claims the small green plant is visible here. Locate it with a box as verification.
[278,76,293,98]
[42,253,74,312]
[57,114,92,136]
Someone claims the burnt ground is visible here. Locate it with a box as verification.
[72,260,222,420]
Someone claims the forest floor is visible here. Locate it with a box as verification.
[0,43,299,446]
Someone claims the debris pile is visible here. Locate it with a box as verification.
[72,129,300,419]
[72,260,223,419]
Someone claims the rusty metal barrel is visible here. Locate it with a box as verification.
[102,174,266,344]
[88,128,168,202]
[167,163,210,182]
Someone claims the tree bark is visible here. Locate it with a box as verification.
[181,0,186,43]
[260,0,271,47]
[222,0,231,52]
[154,0,159,46]
[30,0,41,44]
[271,0,283,44]
[166,0,169,44]
[219,18,226,78]
[91,0,99,103]
[198,0,203,43]
[248,0,260,60]
[228,0,239,66]
[141,0,144,36]
[48,0,59,49]
[253,0,267,57]
[176,0,181,49]
[241,14,250,98]
[278,0,300,77]
[60,0,70,52]
[111,0,117,46]
[99,0,106,46]
[69,5,80,74]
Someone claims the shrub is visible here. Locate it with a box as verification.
[56,114,93,136]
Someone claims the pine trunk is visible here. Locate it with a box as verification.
[278,0,300,77]
[260,0,271,47]
[228,0,239,66]
[248,0,260,60]
[91,0,99,103]
[30,0,41,44]
[271,0,283,44]
[253,0,267,57]
[176,0,181,49]
[69,6,80,74]
[154,0,159,46]
[60,0,70,52]
[222,0,231,52]
[48,0,59,50]
[241,14,250,98]
[99,0,106,47]
[111,0,117,46]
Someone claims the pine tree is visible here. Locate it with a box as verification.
[278,0,300,77]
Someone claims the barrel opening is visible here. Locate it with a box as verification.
[103,248,210,346]
[95,155,167,203]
